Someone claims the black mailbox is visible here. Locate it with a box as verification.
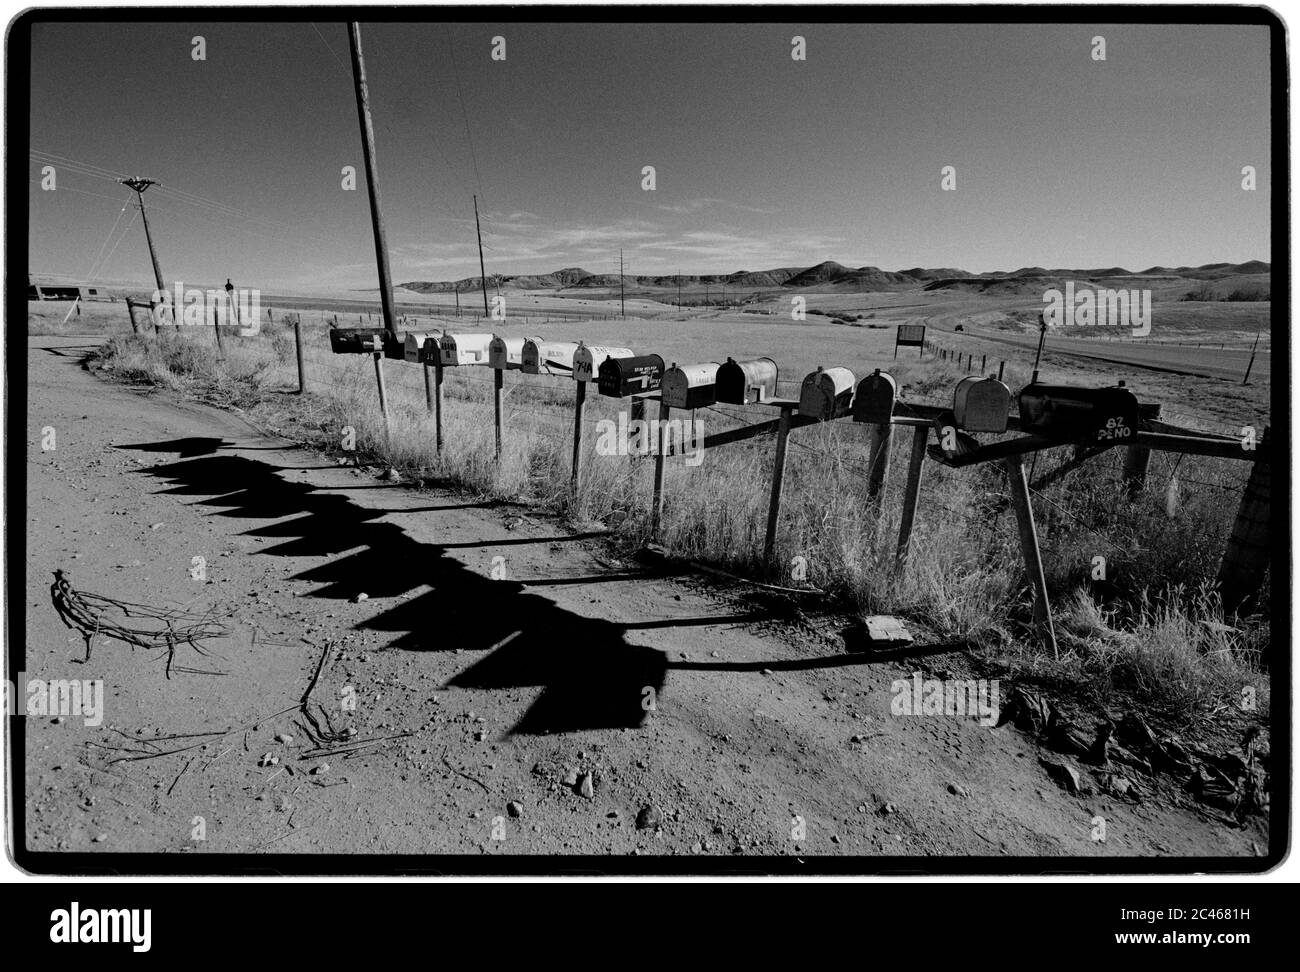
[329,327,387,354]
[852,369,897,425]
[381,331,405,359]
[1018,382,1140,445]
[598,354,665,398]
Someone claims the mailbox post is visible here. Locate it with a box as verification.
[652,401,672,538]
[895,424,930,567]
[1004,456,1058,659]
[763,405,795,569]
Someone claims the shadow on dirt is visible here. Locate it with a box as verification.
[116,435,669,736]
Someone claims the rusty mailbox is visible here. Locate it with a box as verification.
[521,340,579,376]
[404,331,442,364]
[573,344,634,383]
[329,327,387,354]
[1017,381,1140,445]
[488,335,530,370]
[851,369,898,425]
[598,354,665,398]
[438,332,492,366]
[715,357,779,404]
[661,362,720,410]
[952,375,1012,433]
[798,366,856,421]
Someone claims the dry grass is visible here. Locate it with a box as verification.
[86,315,1270,722]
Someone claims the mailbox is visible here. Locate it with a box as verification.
[1018,381,1140,444]
[798,366,856,421]
[661,362,720,410]
[488,335,529,370]
[404,331,442,363]
[716,357,779,404]
[329,327,386,355]
[573,344,634,382]
[953,375,1012,433]
[521,340,579,376]
[852,369,897,425]
[439,332,492,366]
[598,354,665,398]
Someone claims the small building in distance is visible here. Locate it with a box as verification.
[28,274,115,302]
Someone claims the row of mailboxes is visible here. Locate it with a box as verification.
[799,366,856,421]
[522,340,579,376]
[1018,381,1140,443]
[716,357,779,405]
[598,354,665,398]
[661,362,720,410]
[574,345,634,383]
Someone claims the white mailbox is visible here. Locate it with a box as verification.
[439,332,492,366]
[798,366,856,421]
[521,340,579,376]
[404,331,442,363]
[573,344,634,383]
[661,362,720,409]
[488,335,530,370]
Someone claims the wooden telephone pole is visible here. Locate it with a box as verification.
[619,249,626,317]
[474,195,489,317]
[346,22,398,336]
[119,177,168,322]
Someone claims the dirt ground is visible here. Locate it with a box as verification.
[19,335,1266,863]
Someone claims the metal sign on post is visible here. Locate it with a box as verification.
[895,323,926,358]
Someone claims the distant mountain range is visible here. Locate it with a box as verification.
[400,260,1269,293]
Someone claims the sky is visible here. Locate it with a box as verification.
[27,19,1272,292]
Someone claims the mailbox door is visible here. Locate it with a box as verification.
[716,357,776,404]
[852,372,897,424]
[954,376,1011,433]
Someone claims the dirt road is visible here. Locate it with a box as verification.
[19,335,1262,864]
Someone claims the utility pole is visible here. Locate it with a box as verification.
[619,249,626,317]
[347,22,398,335]
[676,272,681,309]
[119,177,168,321]
[474,194,489,317]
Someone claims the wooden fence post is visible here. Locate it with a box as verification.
[1122,403,1161,494]
[763,405,794,569]
[212,303,225,354]
[998,360,1005,381]
[866,420,893,516]
[630,398,646,464]
[293,319,306,393]
[1004,456,1058,659]
[373,351,391,441]
[434,363,444,453]
[1217,427,1271,616]
[423,362,434,415]
[895,425,929,566]
[571,380,587,496]
[652,402,671,539]
[493,369,504,462]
